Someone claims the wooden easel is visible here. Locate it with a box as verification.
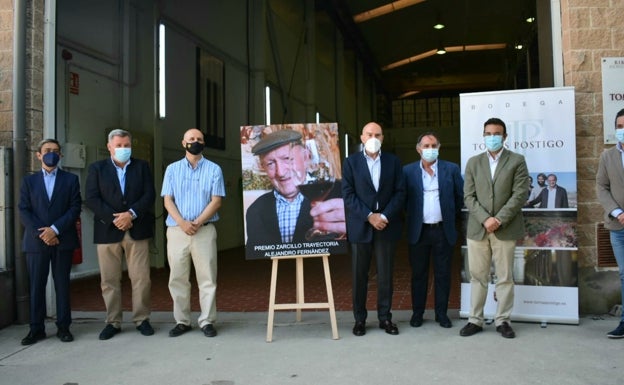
[266,253,339,342]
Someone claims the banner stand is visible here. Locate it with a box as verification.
[266,253,339,342]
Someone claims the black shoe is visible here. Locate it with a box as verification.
[379,320,399,335]
[201,324,217,337]
[21,331,46,346]
[352,321,366,336]
[98,324,121,340]
[168,323,192,337]
[435,314,452,328]
[459,322,483,337]
[136,320,155,336]
[607,321,624,339]
[410,314,424,327]
[56,327,74,342]
[496,322,516,338]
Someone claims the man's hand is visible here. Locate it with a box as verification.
[180,220,201,236]
[310,198,346,234]
[368,213,388,231]
[617,213,624,225]
[483,217,500,233]
[113,212,134,232]
[38,227,60,245]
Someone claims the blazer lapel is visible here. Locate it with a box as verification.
[491,150,509,184]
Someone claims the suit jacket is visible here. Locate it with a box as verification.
[597,145,624,230]
[342,151,405,243]
[403,159,464,245]
[464,149,528,241]
[19,169,82,253]
[85,157,155,244]
[527,185,569,208]
[245,191,313,247]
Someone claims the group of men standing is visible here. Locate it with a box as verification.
[343,118,527,339]
[19,128,224,345]
[18,109,624,345]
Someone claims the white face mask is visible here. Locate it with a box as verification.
[364,138,381,154]
[616,128,624,143]
[421,148,439,162]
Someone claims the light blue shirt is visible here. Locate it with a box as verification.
[42,168,59,235]
[111,157,131,194]
[275,190,303,243]
[161,156,226,226]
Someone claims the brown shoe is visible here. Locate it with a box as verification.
[496,322,516,338]
[459,322,483,337]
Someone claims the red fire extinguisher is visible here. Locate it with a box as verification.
[72,218,83,265]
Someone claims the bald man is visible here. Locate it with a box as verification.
[161,128,226,338]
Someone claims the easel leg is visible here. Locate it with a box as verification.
[296,256,304,322]
[322,255,339,339]
[266,258,279,342]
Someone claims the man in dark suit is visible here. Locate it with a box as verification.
[19,139,81,345]
[461,117,528,339]
[526,173,569,208]
[403,132,463,329]
[86,129,155,340]
[342,122,405,336]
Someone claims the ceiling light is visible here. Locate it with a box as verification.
[398,90,420,98]
[382,44,507,71]
[514,43,523,50]
[433,22,445,30]
[353,0,426,23]
[526,16,535,23]
[436,46,446,55]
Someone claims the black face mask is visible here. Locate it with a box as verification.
[185,141,205,155]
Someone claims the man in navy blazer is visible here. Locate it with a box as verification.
[86,129,155,340]
[19,139,81,345]
[342,122,405,336]
[403,132,463,329]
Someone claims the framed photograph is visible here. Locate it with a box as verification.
[196,47,225,150]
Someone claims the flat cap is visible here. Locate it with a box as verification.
[251,129,302,155]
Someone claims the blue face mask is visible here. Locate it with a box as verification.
[616,128,624,143]
[42,152,60,167]
[114,147,132,163]
[421,148,439,162]
[484,135,504,152]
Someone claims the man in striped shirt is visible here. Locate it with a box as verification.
[161,128,226,338]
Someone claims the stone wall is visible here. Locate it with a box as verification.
[0,0,13,144]
[561,0,624,314]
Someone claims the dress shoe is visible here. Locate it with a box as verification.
[201,324,217,337]
[459,322,483,337]
[99,324,121,340]
[136,320,155,336]
[168,323,192,337]
[435,315,452,328]
[379,320,399,335]
[21,331,46,346]
[410,315,423,327]
[56,327,74,342]
[352,321,366,336]
[496,321,516,338]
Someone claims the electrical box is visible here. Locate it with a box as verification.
[63,142,86,168]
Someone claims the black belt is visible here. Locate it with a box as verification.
[423,222,442,228]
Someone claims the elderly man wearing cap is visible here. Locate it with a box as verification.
[245,129,344,251]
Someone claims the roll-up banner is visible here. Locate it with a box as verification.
[460,87,579,324]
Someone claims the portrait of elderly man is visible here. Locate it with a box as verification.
[244,129,345,257]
